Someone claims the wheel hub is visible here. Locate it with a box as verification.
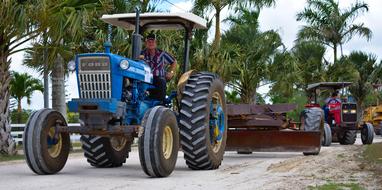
[110,136,128,152]
[47,126,62,158]
[162,126,173,159]
[209,92,225,153]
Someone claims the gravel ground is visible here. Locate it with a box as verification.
[0,135,381,190]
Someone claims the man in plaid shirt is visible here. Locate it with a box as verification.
[141,33,177,102]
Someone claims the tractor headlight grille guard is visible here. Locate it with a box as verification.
[78,56,111,99]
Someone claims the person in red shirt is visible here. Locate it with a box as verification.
[325,91,342,124]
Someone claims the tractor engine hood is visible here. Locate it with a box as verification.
[73,53,153,101]
[76,53,153,84]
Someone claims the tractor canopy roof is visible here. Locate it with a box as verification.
[307,82,353,91]
[101,12,207,30]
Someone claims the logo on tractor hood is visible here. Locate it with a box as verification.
[79,57,110,71]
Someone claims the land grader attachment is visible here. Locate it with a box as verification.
[363,106,382,136]
[225,104,322,155]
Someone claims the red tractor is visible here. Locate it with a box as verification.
[306,82,374,146]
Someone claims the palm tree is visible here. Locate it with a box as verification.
[193,0,275,48]
[24,0,101,118]
[268,51,300,102]
[297,0,372,63]
[346,51,382,111]
[10,72,43,123]
[25,0,159,118]
[268,42,327,104]
[225,90,241,104]
[293,41,327,91]
[0,0,41,155]
[222,8,282,103]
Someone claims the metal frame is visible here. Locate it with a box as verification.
[137,21,194,74]
[307,82,353,104]
[57,124,139,137]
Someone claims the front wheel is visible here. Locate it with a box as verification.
[23,109,70,174]
[321,123,332,147]
[375,126,381,135]
[361,123,374,145]
[138,106,179,177]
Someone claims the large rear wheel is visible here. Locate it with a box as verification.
[24,109,70,174]
[338,130,356,145]
[80,135,131,167]
[179,72,227,170]
[139,106,179,177]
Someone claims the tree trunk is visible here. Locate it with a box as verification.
[0,53,17,155]
[252,88,257,104]
[340,43,344,58]
[17,99,21,113]
[44,67,49,108]
[43,31,49,108]
[240,88,256,104]
[212,7,221,49]
[333,43,338,64]
[51,55,67,119]
[357,100,363,121]
[17,98,22,124]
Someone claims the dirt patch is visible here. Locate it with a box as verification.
[265,145,380,190]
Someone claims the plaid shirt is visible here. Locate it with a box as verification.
[141,49,175,77]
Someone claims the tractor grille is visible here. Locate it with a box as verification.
[342,103,357,123]
[78,56,111,99]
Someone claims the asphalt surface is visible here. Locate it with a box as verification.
[1,135,381,190]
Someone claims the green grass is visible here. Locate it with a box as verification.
[0,154,24,162]
[308,183,364,190]
[363,142,382,165]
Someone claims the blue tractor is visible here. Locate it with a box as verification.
[23,11,227,177]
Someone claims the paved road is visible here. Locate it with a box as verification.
[1,135,381,190]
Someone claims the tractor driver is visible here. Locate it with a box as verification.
[324,91,342,124]
[141,33,177,103]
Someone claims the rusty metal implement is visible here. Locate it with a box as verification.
[226,104,321,154]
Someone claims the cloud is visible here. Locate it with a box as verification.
[169,0,193,13]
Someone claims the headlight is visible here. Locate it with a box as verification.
[343,110,349,114]
[68,60,76,71]
[350,109,357,114]
[120,60,129,70]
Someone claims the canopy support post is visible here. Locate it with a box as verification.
[182,25,192,74]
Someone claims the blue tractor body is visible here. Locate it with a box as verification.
[68,52,161,126]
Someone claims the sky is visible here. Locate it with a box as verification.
[10,0,382,110]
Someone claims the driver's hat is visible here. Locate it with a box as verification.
[146,33,156,41]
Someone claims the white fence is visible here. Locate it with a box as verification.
[11,123,82,145]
